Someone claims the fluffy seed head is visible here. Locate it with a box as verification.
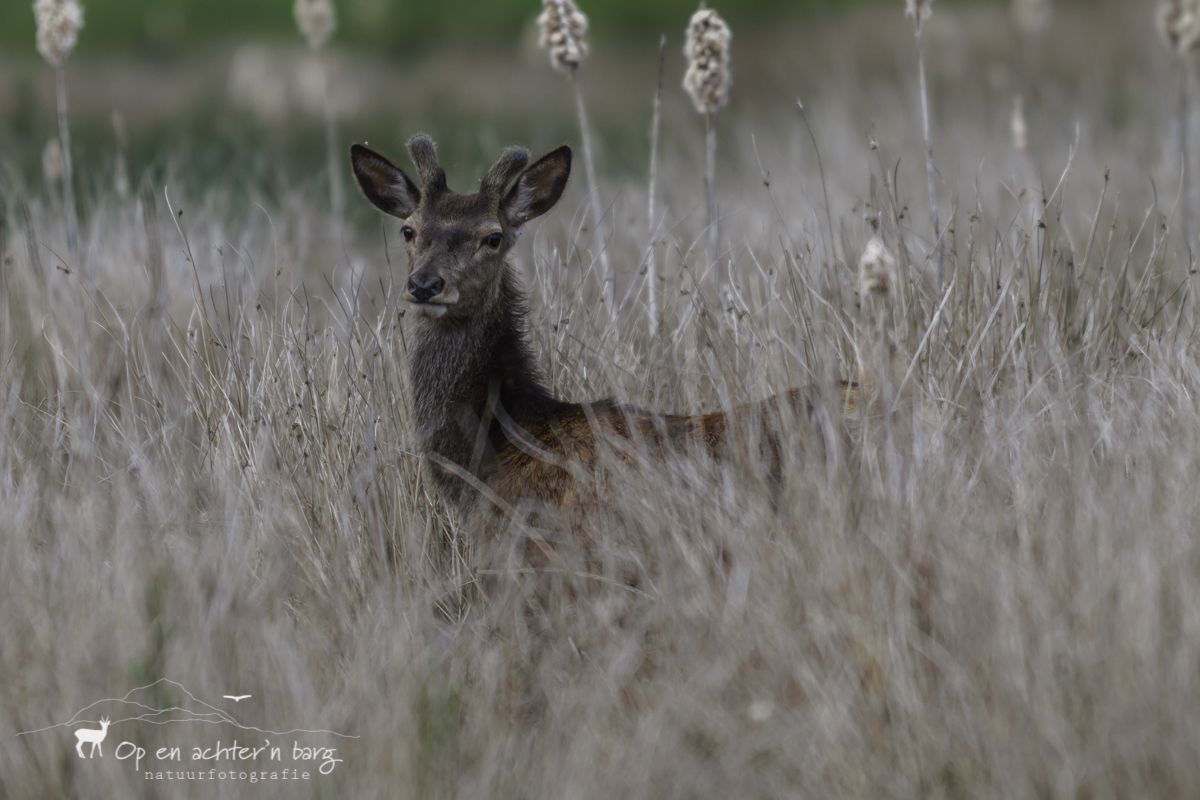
[33,0,83,67]
[1159,0,1200,57]
[1011,95,1027,153]
[683,7,732,116]
[905,0,933,27]
[41,138,64,184]
[1013,0,1052,36]
[294,0,336,50]
[747,699,775,724]
[538,0,589,74]
[859,229,897,297]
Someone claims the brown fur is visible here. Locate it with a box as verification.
[479,387,815,531]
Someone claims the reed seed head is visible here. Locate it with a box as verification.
[538,0,590,74]
[294,0,336,51]
[859,226,897,298]
[1159,0,1200,57]
[33,0,83,68]
[41,138,64,184]
[747,699,775,724]
[1013,0,1052,36]
[905,0,933,28]
[1011,94,1027,153]
[683,7,732,116]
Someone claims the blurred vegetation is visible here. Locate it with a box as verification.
[0,0,985,56]
[0,0,999,191]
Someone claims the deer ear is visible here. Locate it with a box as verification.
[502,146,571,227]
[350,144,421,219]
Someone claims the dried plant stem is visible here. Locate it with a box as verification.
[569,74,612,316]
[646,35,666,334]
[317,56,344,232]
[1012,32,1041,237]
[112,112,130,198]
[915,25,944,288]
[1180,63,1194,263]
[705,113,720,292]
[796,99,836,263]
[55,66,79,263]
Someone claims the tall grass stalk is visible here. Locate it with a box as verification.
[683,6,732,300]
[1180,65,1194,262]
[112,111,129,198]
[294,0,342,232]
[54,67,79,262]
[646,35,666,334]
[796,99,837,264]
[538,0,613,317]
[1158,0,1200,261]
[1011,0,1050,238]
[907,0,943,288]
[1011,94,1041,235]
[318,58,344,231]
[570,74,613,315]
[34,0,84,264]
[704,115,720,294]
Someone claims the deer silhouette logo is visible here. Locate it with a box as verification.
[74,717,110,758]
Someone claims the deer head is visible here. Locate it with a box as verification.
[350,134,572,320]
[99,717,110,729]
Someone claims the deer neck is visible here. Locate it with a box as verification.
[408,268,562,507]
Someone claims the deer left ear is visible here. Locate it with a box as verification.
[502,146,572,227]
[350,143,421,219]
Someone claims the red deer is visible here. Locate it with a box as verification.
[350,135,849,527]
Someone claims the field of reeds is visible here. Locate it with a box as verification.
[3,1,1200,797]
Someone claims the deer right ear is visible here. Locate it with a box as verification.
[502,145,572,227]
[350,144,421,219]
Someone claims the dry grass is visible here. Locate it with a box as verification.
[2,4,1200,798]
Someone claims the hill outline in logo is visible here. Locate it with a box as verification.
[16,678,357,740]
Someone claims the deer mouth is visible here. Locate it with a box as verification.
[405,286,460,318]
[407,301,449,318]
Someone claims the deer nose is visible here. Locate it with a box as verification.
[407,274,445,303]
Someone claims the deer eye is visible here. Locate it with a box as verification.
[401,226,415,242]
[483,232,504,250]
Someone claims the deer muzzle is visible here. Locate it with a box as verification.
[405,268,459,317]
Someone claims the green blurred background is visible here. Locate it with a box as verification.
[0,0,1016,203]
[0,0,980,55]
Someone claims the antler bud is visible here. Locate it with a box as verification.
[482,147,532,197]
[407,134,448,194]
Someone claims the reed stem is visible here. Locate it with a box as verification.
[571,75,613,317]
[705,113,720,298]
[55,66,79,265]
[915,24,944,288]
[646,35,666,335]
